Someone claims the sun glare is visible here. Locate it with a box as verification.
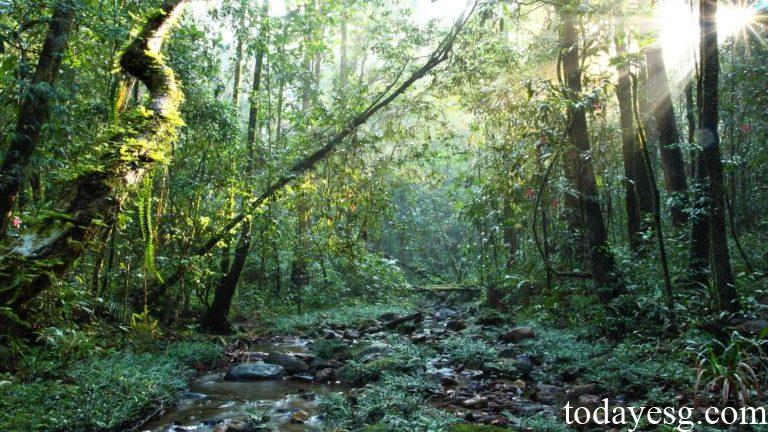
[657,0,759,81]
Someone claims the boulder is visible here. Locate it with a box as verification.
[290,373,315,383]
[321,329,343,340]
[349,341,392,362]
[577,394,601,410]
[462,396,488,409]
[433,367,458,385]
[315,367,335,382]
[378,312,400,321]
[266,352,309,374]
[309,357,340,370]
[290,409,310,424]
[224,363,285,381]
[499,327,535,343]
[446,319,468,331]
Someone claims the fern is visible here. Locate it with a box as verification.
[137,173,163,282]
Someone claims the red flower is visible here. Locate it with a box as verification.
[740,124,752,134]
[11,216,21,229]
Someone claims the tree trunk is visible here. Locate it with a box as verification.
[559,8,625,308]
[201,4,267,333]
[699,0,740,313]
[0,0,76,234]
[646,45,690,228]
[613,26,644,252]
[0,0,189,312]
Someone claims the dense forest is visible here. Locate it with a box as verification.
[1,0,768,430]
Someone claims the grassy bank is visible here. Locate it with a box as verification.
[0,341,222,431]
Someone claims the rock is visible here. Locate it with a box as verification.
[343,330,360,339]
[476,312,505,326]
[411,333,429,343]
[293,352,315,363]
[396,321,417,334]
[462,396,488,409]
[514,354,534,377]
[315,367,335,382]
[322,329,343,339]
[290,373,315,383]
[738,319,768,337]
[225,420,261,432]
[290,410,310,424]
[577,394,601,410]
[309,358,340,370]
[224,363,285,381]
[433,367,458,385]
[180,391,206,399]
[266,352,309,374]
[512,379,527,391]
[446,319,468,331]
[500,327,536,343]
[566,383,599,401]
[349,341,392,362]
[378,312,400,321]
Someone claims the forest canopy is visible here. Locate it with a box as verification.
[1,0,768,431]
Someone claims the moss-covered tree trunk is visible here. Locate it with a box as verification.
[0,0,188,312]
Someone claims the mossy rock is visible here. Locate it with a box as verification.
[349,341,392,361]
[448,424,508,431]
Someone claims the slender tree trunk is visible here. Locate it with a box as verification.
[613,25,643,252]
[699,0,740,313]
[559,8,625,309]
[685,79,697,179]
[0,0,76,234]
[646,45,690,228]
[201,4,267,333]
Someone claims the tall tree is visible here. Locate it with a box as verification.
[559,5,625,312]
[0,0,189,312]
[0,0,76,234]
[200,1,268,333]
[645,44,690,228]
[613,21,644,251]
[699,0,740,312]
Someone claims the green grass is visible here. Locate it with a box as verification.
[0,341,222,432]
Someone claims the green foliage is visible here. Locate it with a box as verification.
[695,331,768,405]
[442,333,498,366]
[322,372,457,432]
[269,304,411,334]
[0,351,195,431]
[312,339,349,359]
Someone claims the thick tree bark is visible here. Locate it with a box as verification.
[201,8,267,333]
[0,1,188,311]
[613,26,644,252]
[646,46,690,228]
[559,9,625,307]
[699,0,740,313]
[0,1,76,234]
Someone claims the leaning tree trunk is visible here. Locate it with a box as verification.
[559,8,625,308]
[646,45,690,228]
[699,0,740,313]
[0,0,188,312]
[201,6,267,333]
[0,0,76,235]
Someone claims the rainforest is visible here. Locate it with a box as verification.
[1,0,768,431]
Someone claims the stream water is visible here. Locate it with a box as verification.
[142,340,347,432]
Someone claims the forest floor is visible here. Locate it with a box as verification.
[136,290,702,432]
[1,291,711,432]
